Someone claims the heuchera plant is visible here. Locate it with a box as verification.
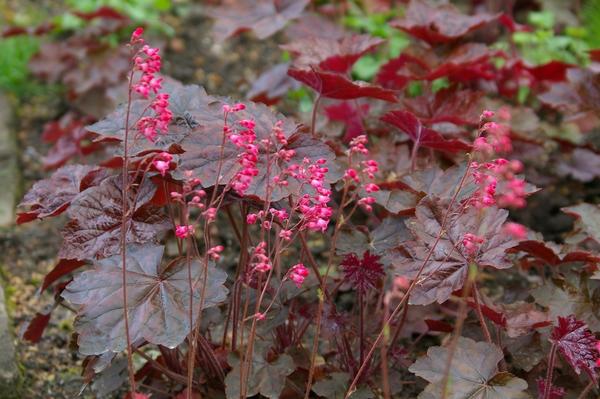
[16,1,600,398]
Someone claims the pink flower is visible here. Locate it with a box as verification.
[288,263,309,288]
[358,196,376,212]
[503,222,527,240]
[279,229,292,241]
[365,183,380,193]
[462,233,485,257]
[175,225,194,239]
[152,152,172,176]
[251,242,271,273]
[254,312,266,321]
[246,213,258,224]
[203,207,217,222]
[207,245,224,261]
[130,27,144,43]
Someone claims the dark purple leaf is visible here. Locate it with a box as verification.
[17,164,103,224]
[62,244,228,355]
[285,13,346,41]
[409,337,528,398]
[381,110,471,153]
[175,88,338,201]
[288,68,398,102]
[392,1,500,45]
[59,175,170,260]
[205,0,309,42]
[247,62,299,105]
[425,43,496,82]
[550,315,598,379]
[394,197,517,305]
[555,148,600,182]
[20,307,53,343]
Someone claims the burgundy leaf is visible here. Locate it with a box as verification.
[174,85,338,201]
[20,308,53,343]
[324,101,369,142]
[288,68,398,102]
[424,319,453,333]
[40,258,87,293]
[375,53,430,90]
[17,164,102,224]
[72,6,127,21]
[59,175,170,260]
[247,62,299,105]
[425,43,496,82]
[340,251,384,291]
[391,1,500,45]
[62,244,228,355]
[409,337,528,397]
[550,315,598,379]
[528,60,572,82]
[281,34,384,73]
[511,240,561,266]
[381,110,471,153]
[394,197,517,305]
[402,89,484,126]
[205,0,309,42]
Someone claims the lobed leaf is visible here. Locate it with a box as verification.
[62,244,228,355]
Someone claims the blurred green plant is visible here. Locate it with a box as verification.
[59,0,174,35]
[513,10,590,65]
[582,0,600,48]
[343,4,409,81]
[0,36,42,97]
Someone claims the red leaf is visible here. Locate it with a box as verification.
[72,6,127,21]
[205,0,309,42]
[511,240,561,266]
[281,34,384,73]
[391,1,500,45]
[402,89,484,126]
[375,54,430,90]
[424,319,453,333]
[498,13,532,33]
[539,68,600,113]
[17,164,103,224]
[288,68,398,102]
[381,110,471,153]
[20,309,52,343]
[528,61,573,82]
[324,101,370,142]
[425,43,496,82]
[40,259,86,293]
[550,315,598,379]
[247,62,299,105]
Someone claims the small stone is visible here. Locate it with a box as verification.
[170,37,186,53]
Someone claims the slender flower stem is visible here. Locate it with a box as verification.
[344,158,472,398]
[543,344,558,399]
[473,284,493,344]
[121,66,137,395]
[310,94,321,138]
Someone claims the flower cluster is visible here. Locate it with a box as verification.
[470,159,526,209]
[462,233,485,257]
[344,135,380,212]
[175,225,194,239]
[130,27,172,142]
[228,117,259,196]
[287,158,332,232]
[288,263,309,288]
[250,241,271,273]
